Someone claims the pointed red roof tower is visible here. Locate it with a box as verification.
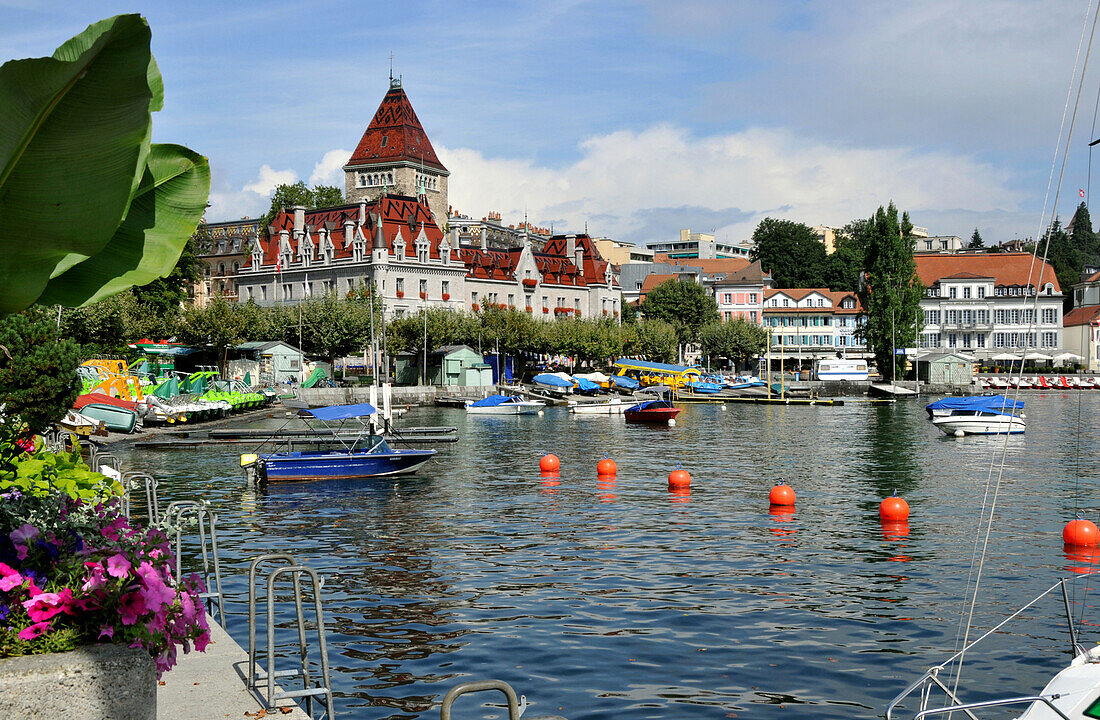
[343,76,449,222]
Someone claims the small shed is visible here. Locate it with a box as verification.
[430,345,493,386]
[233,341,304,386]
[916,352,974,385]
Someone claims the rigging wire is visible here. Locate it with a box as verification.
[948,0,1100,698]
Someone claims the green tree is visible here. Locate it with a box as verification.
[1044,218,1082,311]
[297,292,375,373]
[638,279,718,343]
[967,228,985,250]
[629,319,678,362]
[750,218,827,288]
[699,319,769,369]
[261,182,346,229]
[620,294,637,323]
[0,313,81,460]
[856,203,923,381]
[475,306,543,356]
[174,294,249,371]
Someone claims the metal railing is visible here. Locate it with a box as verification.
[163,500,225,628]
[885,578,1087,719]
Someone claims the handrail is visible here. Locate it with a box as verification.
[885,576,1093,719]
[913,695,1071,720]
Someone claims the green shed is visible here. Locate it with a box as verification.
[916,352,974,386]
[430,345,493,386]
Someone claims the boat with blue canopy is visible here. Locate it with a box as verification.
[532,373,574,395]
[572,375,600,394]
[465,394,545,415]
[240,402,436,483]
[608,375,640,391]
[925,395,1024,419]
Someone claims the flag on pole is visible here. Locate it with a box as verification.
[1081,188,1086,198]
[275,252,282,275]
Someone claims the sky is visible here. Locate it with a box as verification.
[5,1,1100,247]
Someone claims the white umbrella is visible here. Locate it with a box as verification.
[1053,351,1084,363]
[1023,352,1053,361]
[990,352,1021,361]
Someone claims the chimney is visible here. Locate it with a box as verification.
[344,219,354,247]
[292,206,306,237]
[358,198,367,226]
[566,234,576,260]
[279,229,289,254]
[576,244,584,270]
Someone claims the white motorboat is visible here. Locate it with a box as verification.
[465,394,545,415]
[932,412,1025,435]
[568,398,625,415]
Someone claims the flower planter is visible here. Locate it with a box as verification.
[472,304,480,312]
[0,643,155,720]
[542,308,549,313]
[396,291,404,299]
[441,293,450,301]
[419,292,427,300]
[522,279,537,288]
[525,306,533,313]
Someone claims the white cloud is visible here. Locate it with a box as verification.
[309,149,351,187]
[243,164,298,195]
[439,123,1026,245]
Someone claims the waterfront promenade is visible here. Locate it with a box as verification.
[159,615,309,719]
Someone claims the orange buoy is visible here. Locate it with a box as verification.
[539,453,560,473]
[597,456,617,476]
[769,483,796,506]
[1063,518,1100,547]
[879,492,910,522]
[668,464,691,489]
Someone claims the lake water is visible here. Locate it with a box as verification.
[115,393,1100,719]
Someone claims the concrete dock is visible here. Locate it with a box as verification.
[158,618,310,720]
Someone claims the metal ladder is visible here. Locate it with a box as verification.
[440,680,568,720]
[246,554,334,720]
[121,471,159,522]
[162,500,225,629]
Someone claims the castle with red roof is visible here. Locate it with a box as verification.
[232,79,620,319]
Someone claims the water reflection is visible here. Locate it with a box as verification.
[109,395,1100,720]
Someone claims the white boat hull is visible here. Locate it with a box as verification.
[465,402,544,415]
[568,399,626,415]
[932,415,1025,435]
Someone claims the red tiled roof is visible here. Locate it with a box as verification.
[345,84,446,172]
[1064,305,1100,326]
[541,234,615,286]
[914,253,1060,291]
[713,260,768,286]
[248,195,449,269]
[639,274,678,299]
[763,288,863,313]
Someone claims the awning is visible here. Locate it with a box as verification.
[298,403,376,420]
[1023,352,1053,361]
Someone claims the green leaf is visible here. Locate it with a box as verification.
[0,14,158,314]
[39,144,210,306]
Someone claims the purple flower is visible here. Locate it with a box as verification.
[0,563,23,592]
[10,524,37,560]
[106,553,131,578]
[136,561,176,614]
[97,625,114,640]
[118,591,146,626]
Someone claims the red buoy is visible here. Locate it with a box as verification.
[539,453,560,473]
[879,493,910,522]
[668,465,691,489]
[1063,518,1100,547]
[769,483,796,506]
[597,457,617,476]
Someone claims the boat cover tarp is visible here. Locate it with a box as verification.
[468,395,519,408]
[575,372,611,383]
[926,395,1023,413]
[300,403,377,420]
[572,376,599,391]
[609,375,640,389]
[533,373,573,388]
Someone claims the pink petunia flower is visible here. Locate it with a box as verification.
[22,588,74,623]
[118,591,146,626]
[0,565,23,592]
[18,621,51,641]
[97,625,114,639]
[194,630,211,652]
[106,553,131,578]
[81,562,106,593]
[135,561,176,613]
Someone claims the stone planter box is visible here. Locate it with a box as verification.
[0,644,155,720]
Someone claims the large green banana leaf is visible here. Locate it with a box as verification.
[39,144,210,307]
[0,14,161,314]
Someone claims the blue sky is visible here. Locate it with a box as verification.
[4,1,1098,245]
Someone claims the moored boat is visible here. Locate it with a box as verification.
[465,394,546,415]
[925,394,1023,419]
[532,373,574,396]
[568,398,625,415]
[624,399,681,423]
[77,404,137,433]
[931,412,1025,436]
[242,403,436,483]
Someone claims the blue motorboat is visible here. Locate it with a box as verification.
[925,395,1023,419]
[572,376,600,394]
[685,380,723,394]
[242,403,436,483]
[609,375,640,391]
[532,373,574,395]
